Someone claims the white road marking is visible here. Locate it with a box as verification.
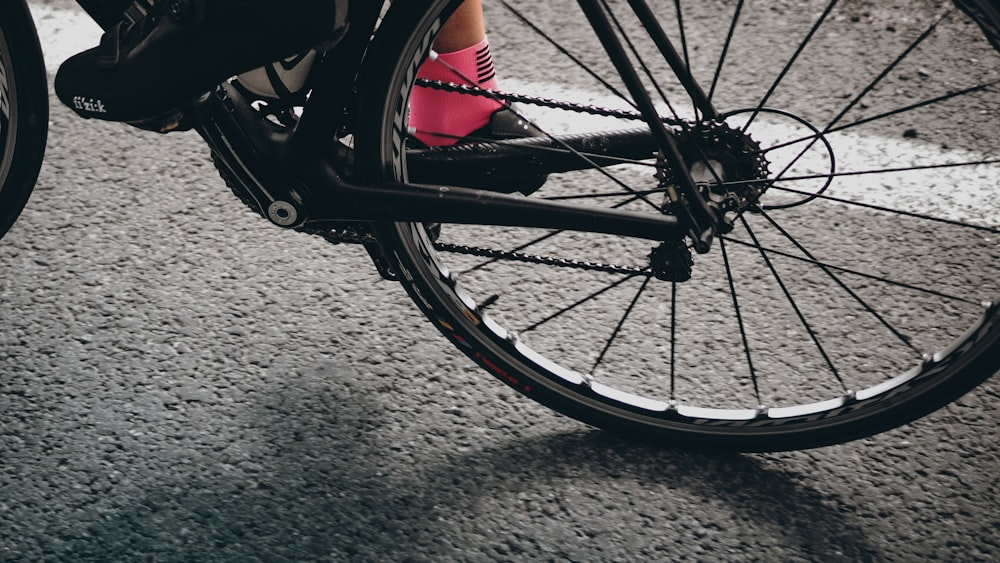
[29,3,102,72]
[506,78,998,227]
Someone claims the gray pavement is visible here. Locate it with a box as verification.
[2,1,999,561]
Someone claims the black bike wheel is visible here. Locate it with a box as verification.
[0,0,48,241]
[355,0,1000,451]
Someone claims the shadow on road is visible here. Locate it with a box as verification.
[56,362,876,561]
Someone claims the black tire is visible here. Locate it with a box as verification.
[0,0,48,242]
[355,0,1000,451]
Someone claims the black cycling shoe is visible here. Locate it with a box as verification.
[55,0,346,124]
[457,104,546,144]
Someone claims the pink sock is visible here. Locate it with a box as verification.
[409,38,504,147]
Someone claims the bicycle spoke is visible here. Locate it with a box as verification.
[760,81,1000,154]
[522,274,642,333]
[590,275,652,376]
[828,83,998,135]
[673,0,690,74]
[498,0,637,110]
[714,159,1000,233]
[764,182,1000,234]
[719,237,762,406]
[672,0,693,117]
[741,0,840,132]
[753,205,954,352]
[737,214,847,391]
[669,281,678,401]
[725,158,1000,188]
[600,0,681,120]
[825,11,952,132]
[767,10,954,182]
[707,0,744,106]
[724,234,975,308]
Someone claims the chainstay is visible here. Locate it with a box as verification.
[216,146,654,274]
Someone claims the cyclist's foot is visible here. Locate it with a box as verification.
[409,105,545,148]
[408,106,550,195]
[403,36,549,193]
[459,103,546,145]
[408,38,508,147]
[54,0,345,124]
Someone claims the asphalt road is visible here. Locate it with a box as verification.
[2,1,999,561]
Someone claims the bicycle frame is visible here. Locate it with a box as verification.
[74,0,721,247]
[16,0,996,453]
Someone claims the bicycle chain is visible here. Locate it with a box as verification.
[304,222,652,275]
[415,79,685,126]
[430,241,652,275]
[307,224,379,246]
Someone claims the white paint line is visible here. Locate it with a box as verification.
[29,3,102,72]
[505,78,998,226]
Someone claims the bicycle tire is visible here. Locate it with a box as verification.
[355,0,1000,451]
[0,0,48,242]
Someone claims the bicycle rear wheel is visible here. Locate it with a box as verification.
[0,0,48,242]
[355,0,1000,451]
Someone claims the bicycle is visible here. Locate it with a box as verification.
[2,0,998,452]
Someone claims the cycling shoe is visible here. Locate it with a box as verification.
[459,104,545,144]
[408,106,550,196]
[55,0,346,124]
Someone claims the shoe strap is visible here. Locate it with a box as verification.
[97,22,124,69]
[96,0,160,70]
[122,0,155,26]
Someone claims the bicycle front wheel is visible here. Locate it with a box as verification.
[0,0,48,242]
[355,0,1000,451]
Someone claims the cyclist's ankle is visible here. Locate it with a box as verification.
[234,37,507,147]
[408,37,504,147]
[235,50,317,103]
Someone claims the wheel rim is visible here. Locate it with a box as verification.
[371,0,1000,440]
[0,24,18,191]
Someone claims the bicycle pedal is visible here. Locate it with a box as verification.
[126,91,216,134]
